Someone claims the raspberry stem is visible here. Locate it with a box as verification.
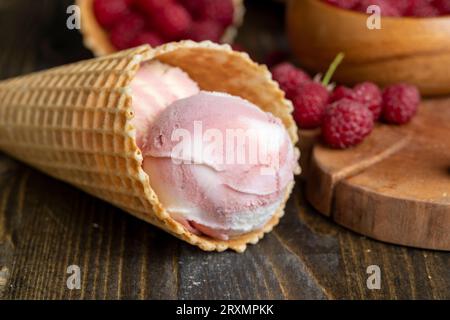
[322,52,345,87]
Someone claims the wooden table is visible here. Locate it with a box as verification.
[0,0,448,300]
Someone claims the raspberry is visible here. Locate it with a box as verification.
[356,0,401,16]
[387,0,411,16]
[271,62,311,99]
[130,31,164,47]
[330,82,382,120]
[187,20,224,42]
[152,3,192,40]
[388,0,414,15]
[433,0,450,15]
[110,13,146,50]
[179,0,204,16]
[183,0,235,27]
[135,0,173,16]
[202,0,235,27]
[324,0,360,9]
[330,85,354,102]
[353,82,383,120]
[93,0,130,29]
[322,99,374,149]
[406,0,440,16]
[292,82,330,129]
[382,84,420,124]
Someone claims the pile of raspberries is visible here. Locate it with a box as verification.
[93,0,235,50]
[323,0,450,17]
[272,62,421,149]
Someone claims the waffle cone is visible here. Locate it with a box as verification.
[76,0,245,56]
[0,41,300,252]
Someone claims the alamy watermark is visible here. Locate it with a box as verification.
[367,265,381,290]
[170,121,282,176]
[366,5,382,30]
[66,265,81,290]
[63,263,381,291]
[66,5,81,30]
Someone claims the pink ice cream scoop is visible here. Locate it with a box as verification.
[131,62,295,240]
[130,61,199,147]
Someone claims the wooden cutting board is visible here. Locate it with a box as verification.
[303,98,450,250]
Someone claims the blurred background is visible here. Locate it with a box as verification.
[0,0,288,80]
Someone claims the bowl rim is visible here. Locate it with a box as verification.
[312,0,450,21]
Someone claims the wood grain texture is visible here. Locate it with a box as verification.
[287,0,450,96]
[306,99,450,250]
[0,0,449,300]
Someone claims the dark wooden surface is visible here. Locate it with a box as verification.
[0,0,449,300]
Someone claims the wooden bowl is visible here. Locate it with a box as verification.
[77,0,245,56]
[286,0,450,96]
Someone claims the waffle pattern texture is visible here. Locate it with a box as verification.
[0,41,299,252]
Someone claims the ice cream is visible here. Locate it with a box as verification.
[130,61,199,147]
[131,61,296,240]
